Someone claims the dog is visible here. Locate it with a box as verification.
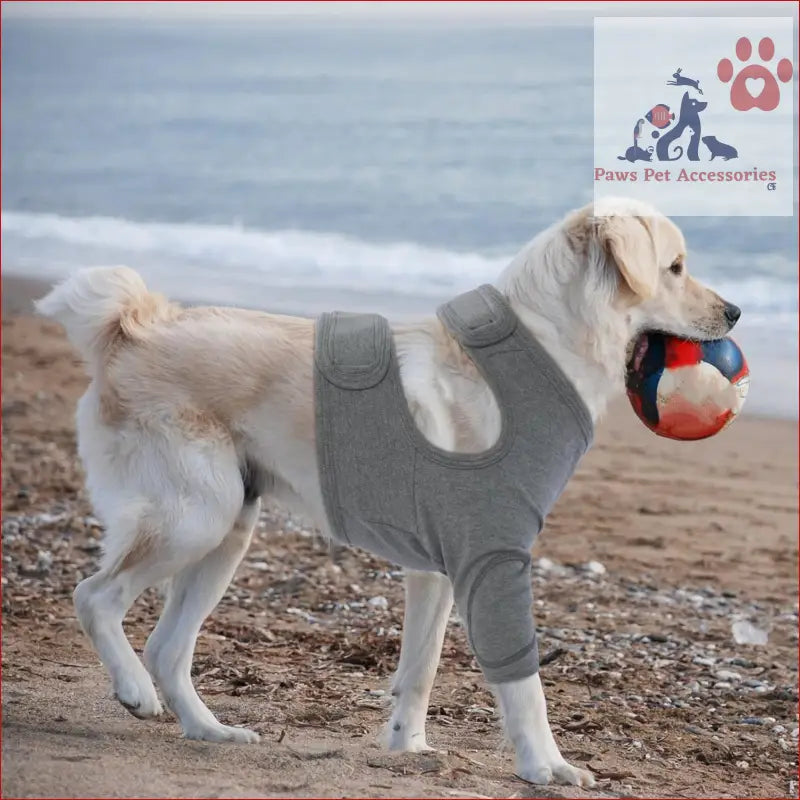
[656,91,708,161]
[37,197,741,787]
[702,135,738,161]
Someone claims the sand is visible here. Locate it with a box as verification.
[2,273,797,798]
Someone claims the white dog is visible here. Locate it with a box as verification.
[37,197,740,786]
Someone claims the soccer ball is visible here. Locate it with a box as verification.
[626,332,749,441]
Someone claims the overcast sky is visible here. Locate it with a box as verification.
[3,1,798,23]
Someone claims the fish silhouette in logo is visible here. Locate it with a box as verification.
[645,104,675,129]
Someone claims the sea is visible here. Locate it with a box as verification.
[2,16,797,418]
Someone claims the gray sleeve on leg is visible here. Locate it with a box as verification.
[454,550,540,684]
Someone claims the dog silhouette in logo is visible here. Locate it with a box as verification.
[666,68,704,95]
[618,118,654,162]
[656,92,707,161]
[702,135,738,161]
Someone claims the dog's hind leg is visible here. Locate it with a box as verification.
[74,558,166,719]
[74,413,246,723]
[74,490,241,721]
[385,570,453,752]
[143,499,260,743]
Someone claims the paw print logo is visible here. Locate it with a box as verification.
[717,37,793,111]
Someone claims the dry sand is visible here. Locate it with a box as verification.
[2,274,797,798]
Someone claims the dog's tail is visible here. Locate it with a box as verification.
[35,267,175,373]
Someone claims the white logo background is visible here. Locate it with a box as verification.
[594,17,795,216]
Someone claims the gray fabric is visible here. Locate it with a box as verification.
[314,284,593,683]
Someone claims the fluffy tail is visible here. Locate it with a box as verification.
[35,267,175,372]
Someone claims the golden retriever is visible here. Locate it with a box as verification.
[36,197,740,786]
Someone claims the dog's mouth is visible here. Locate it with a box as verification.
[626,329,699,372]
[627,326,725,372]
[629,333,649,372]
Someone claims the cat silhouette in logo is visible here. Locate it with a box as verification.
[656,92,707,161]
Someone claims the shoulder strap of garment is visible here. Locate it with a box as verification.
[315,311,392,390]
[436,284,517,348]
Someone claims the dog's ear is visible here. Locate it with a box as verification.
[599,214,658,300]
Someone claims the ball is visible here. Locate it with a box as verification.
[626,332,749,440]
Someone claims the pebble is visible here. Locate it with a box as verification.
[368,596,388,609]
[36,549,53,572]
[741,717,767,725]
[736,760,749,770]
[715,669,742,681]
[684,724,705,735]
[731,620,768,646]
[582,560,607,575]
[286,607,317,624]
[713,681,732,689]
[772,725,787,734]
[791,728,799,739]
[693,656,717,667]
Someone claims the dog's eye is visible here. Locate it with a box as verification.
[669,260,683,275]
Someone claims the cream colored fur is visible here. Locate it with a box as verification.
[36,197,738,786]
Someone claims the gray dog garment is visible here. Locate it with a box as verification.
[314,285,593,683]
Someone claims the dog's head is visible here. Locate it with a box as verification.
[563,197,740,343]
[497,197,740,414]
[680,91,707,115]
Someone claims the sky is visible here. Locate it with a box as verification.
[3,1,798,24]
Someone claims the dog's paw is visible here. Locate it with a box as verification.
[552,760,596,788]
[516,758,595,788]
[387,736,434,753]
[114,675,163,719]
[183,723,260,744]
[385,721,433,753]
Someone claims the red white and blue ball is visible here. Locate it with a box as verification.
[626,333,749,441]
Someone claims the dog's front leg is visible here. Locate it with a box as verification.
[385,570,453,752]
[493,672,595,787]
[453,553,594,786]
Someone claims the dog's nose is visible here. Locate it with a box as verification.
[723,302,741,327]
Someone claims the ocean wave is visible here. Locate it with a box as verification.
[2,210,797,316]
[1,210,507,298]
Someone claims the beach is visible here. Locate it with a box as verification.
[2,9,797,796]
[2,273,797,798]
